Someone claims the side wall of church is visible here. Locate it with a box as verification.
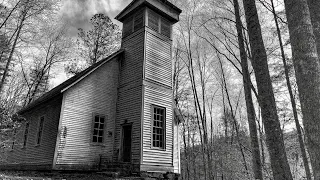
[0,95,63,170]
[53,57,120,170]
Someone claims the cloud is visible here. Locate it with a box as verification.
[59,0,131,36]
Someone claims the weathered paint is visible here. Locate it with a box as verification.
[54,57,120,170]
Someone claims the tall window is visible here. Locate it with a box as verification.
[92,114,105,143]
[23,122,29,148]
[36,116,44,145]
[11,129,16,150]
[152,105,165,149]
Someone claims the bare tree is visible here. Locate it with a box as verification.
[242,0,293,179]
[22,24,71,105]
[233,0,263,179]
[0,0,56,94]
[268,0,312,179]
[284,0,320,178]
[65,13,121,75]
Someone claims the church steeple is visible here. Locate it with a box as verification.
[115,0,181,40]
[114,0,181,174]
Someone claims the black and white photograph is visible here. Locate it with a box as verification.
[0,0,319,179]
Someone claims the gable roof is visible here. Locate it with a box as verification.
[19,49,124,114]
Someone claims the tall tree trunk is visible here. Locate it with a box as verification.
[284,0,320,179]
[307,0,320,57]
[182,121,190,180]
[242,0,293,179]
[270,0,312,179]
[233,0,263,179]
[0,2,28,93]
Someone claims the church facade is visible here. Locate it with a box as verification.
[0,0,182,176]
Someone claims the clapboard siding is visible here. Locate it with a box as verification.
[120,29,145,87]
[145,31,172,88]
[142,84,173,167]
[54,58,119,169]
[1,95,62,169]
[113,85,142,165]
[113,26,146,167]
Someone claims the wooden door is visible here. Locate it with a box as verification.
[122,125,132,162]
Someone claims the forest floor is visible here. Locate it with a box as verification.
[0,170,135,180]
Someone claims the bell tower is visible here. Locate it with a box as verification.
[114,0,181,173]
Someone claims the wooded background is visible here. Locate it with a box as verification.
[1,0,320,179]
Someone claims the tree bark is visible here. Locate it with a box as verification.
[242,0,293,179]
[233,0,263,179]
[0,0,29,93]
[270,0,312,179]
[284,0,320,179]
[307,0,320,57]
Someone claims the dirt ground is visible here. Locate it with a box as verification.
[0,171,118,180]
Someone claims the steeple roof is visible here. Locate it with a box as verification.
[115,0,182,23]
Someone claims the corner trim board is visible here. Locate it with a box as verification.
[52,93,66,169]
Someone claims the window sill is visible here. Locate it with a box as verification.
[90,143,106,147]
[151,147,166,151]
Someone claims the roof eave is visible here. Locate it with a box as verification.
[115,0,182,23]
[18,49,125,115]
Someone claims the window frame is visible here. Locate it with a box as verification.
[91,113,107,145]
[9,128,17,151]
[151,105,166,150]
[35,116,45,146]
[21,121,30,148]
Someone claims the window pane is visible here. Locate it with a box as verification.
[93,129,98,136]
[99,130,103,136]
[99,123,104,129]
[93,136,97,142]
[98,137,103,143]
[94,123,99,128]
[100,117,105,124]
[95,116,99,123]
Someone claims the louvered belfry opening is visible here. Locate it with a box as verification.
[114,0,181,173]
[121,6,174,40]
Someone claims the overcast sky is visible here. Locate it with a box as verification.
[59,0,132,36]
[51,0,132,86]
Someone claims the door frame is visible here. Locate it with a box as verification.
[120,123,133,163]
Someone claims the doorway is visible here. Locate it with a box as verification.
[122,125,132,162]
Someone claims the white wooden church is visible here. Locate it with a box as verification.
[0,0,182,177]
